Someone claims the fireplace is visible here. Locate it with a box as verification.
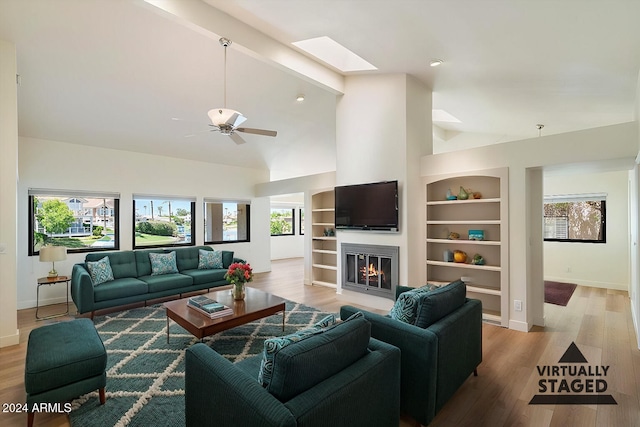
[341,243,399,300]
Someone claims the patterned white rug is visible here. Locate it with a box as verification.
[69,300,334,427]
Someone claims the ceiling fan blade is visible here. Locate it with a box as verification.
[236,127,277,137]
[230,132,247,145]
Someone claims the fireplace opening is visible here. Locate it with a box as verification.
[342,244,398,299]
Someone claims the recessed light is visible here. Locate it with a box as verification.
[430,59,443,67]
[296,94,305,102]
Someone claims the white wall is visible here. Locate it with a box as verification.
[17,137,271,309]
[334,74,431,310]
[421,122,638,331]
[0,40,19,347]
[543,170,629,290]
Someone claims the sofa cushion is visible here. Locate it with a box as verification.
[174,246,204,271]
[93,277,148,302]
[139,273,193,293]
[389,283,439,324]
[260,312,369,402]
[86,251,137,279]
[222,251,234,268]
[149,251,179,276]
[180,269,227,285]
[198,249,223,269]
[414,280,467,328]
[86,256,114,286]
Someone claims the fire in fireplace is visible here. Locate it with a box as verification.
[341,243,398,300]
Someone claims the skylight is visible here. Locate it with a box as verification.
[292,36,377,72]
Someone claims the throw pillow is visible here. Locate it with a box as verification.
[86,256,114,286]
[257,312,342,387]
[389,283,439,324]
[149,251,179,276]
[198,249,223,269]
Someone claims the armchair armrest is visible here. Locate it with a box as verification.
[340,305,438,425]
[428,298,482,412]
[71,264,95,314]
[185,343,296,427]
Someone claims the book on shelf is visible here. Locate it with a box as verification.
[188,295,226,313]
[188,303,233,319]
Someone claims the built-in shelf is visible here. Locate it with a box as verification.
[311,190,337,289]
[426,198,501,206]
[426,238,500,246]
[425,168,509,327]
[426,260,501,272]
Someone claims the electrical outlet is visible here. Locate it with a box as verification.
[514,300,522,312]
[566,266,572,273]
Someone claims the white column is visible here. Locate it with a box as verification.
[0,40,20,347]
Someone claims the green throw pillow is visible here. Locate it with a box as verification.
[149,251,178,276]
[86,256,114,286]
[258,313,339,387]
[389,283,439,324]
[198,249,223,269]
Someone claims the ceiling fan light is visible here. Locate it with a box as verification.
[208,108,247,128]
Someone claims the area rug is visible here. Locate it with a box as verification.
[69,300,335,427]
[544,281,577,306]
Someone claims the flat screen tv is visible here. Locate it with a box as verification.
[335,180,399,231]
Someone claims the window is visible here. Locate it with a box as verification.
[133,196,195,248]
[204,201,250,244]
[299,208,305,235]
[28,189,120,255]
[543,194,606,243]
[270,208,295,236]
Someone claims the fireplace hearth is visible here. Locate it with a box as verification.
[341,243,399,300]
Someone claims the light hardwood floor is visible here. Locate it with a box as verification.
[2,258,639,427]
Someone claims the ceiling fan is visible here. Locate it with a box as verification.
[205,37,278,145]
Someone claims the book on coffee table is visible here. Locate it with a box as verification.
[188,303,234,319]
[188,296,232,313]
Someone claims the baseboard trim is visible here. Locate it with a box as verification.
[0,329,20,348]
[508,319,530,332]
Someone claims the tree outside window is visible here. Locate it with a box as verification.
[29,191,120,255]
[134,197,195,248]
[270,208,295,236]
[544,196,606,243]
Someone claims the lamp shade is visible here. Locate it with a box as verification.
[39,246,67,263]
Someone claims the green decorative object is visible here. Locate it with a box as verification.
[471,254,485,265]
[458,186,469,200]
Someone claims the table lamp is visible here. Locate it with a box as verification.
[39,246,67,278]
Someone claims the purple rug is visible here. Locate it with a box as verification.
[544,281,577,306]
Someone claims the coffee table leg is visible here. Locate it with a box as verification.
[166,315,170,343]
[282,310,285,331]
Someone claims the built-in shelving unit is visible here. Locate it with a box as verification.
[425,168,509,326]
[311,190,337,288]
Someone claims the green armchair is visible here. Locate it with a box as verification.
[340,280,482,426]
[185,314,401,426]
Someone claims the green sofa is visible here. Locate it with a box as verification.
[71,245,239,317]
[185,315,401,427]
[340,280,482,426]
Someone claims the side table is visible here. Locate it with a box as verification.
[36,276,71,320]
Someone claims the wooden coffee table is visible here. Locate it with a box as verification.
[164,287,286,342]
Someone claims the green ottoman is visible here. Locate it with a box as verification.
[25,318,107,427]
